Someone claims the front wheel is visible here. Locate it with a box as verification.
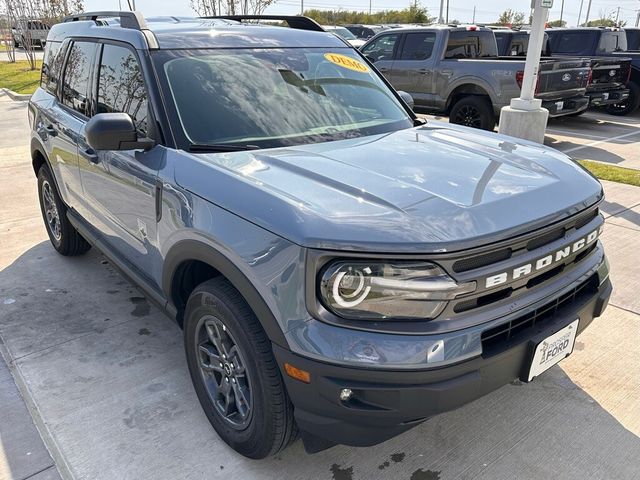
[184,278,298,458]
[606,82,640,116]
[449,96,496,131]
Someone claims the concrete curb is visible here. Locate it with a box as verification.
[0,336,74,480]
[0,87,32,101]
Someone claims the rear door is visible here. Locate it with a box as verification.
[390,31,437,107]
[78,41,160,276]
[361,32,400,78]
[48,40,98,207]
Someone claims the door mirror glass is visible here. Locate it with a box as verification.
[398,90,414,110]
[85,113,153,151]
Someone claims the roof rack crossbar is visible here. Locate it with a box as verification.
[200,15,325,32]
[63,11,148,30]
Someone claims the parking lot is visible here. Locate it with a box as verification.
[1,92,639,480]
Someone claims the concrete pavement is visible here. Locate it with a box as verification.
[1,94,639,480]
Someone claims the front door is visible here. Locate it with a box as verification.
[361,33,400,81]
[391,32,437,108]
[78,42,161,279]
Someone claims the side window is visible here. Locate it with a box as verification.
[597,32,626,53]
[445,31,498,59]
[62,41,97,116]
[97,44,148,137]
[41,41,64,95]
[399,33,436,60]
[361,34,399,62]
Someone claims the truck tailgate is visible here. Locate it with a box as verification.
[536,58,590,100]
[589,57,632,91]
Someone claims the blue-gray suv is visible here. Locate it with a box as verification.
[29,11,612,458]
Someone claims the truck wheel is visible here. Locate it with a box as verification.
[37,165,91,256]
[183,277,298,459]
[606,82,640,116]
[449,96,496,131]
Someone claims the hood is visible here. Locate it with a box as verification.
[175,121,603,253]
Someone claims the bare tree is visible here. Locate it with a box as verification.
[190,0,276,16]
[0,2,17,62]
[1,0,83,69]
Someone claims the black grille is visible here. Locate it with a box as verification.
[481,275,599,353]
[452,208,599,274]
[452,248,512,273]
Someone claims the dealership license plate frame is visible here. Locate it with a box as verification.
[525,319,579,382]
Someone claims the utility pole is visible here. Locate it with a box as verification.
[577,0,584,26]
[472,5,476,23]
[369,0,372,15]
[300,0,303,15]
[446,0,449,23]
[559,0,564,25]
[584,0,592,25]
[636,9,640,27]
[438,0,445,23]
[615,6,620,26]
[131,0,136,9]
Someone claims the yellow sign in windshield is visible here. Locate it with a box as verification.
[324,53,370,73]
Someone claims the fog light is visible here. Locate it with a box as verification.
[339,388,353,401]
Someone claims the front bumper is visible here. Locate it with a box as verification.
[587,88,630,106]
[275,272,611,450]
[543,95,590,117]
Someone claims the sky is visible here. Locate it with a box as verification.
[84,0,640,28]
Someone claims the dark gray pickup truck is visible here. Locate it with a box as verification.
[495,29,631,112]
[361,25,591,130]
[546,27,640,115]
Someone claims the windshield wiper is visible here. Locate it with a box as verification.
[188,143,260,153]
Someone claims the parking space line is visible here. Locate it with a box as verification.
[546,128,608,140]
[562,130,640,154]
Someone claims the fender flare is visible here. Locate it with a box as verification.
[162,239,289,348]
[445,77,499,110]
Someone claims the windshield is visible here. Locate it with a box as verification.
[156,48,412,149]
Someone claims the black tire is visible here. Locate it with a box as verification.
[184,278,297,459]
[37,165,91,256]
[449,96,496,131]
[606,82,640,116]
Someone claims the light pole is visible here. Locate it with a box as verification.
[584,0,593,25]
[559,0,564,24]
[438,0,445,23]
[498,0,551,143]
[577,0,584,26]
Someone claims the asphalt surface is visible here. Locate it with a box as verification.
[1,94,639,480]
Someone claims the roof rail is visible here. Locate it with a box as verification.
[200,15,325,32]
[63,11,148,30]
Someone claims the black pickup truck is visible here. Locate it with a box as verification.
[546,27,639,115]
[625,28,640,51]
[497,29,631,113]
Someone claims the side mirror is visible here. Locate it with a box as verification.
[85,113,154,151]
[397,90,415,110]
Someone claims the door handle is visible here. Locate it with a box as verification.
[82,148,99,164]
[441,69,453,76]
[419,69,432,75]
[378,67,389,72]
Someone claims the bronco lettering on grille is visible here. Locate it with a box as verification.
[485,226,601,288]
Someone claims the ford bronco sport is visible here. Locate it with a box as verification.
[30,12,612,459]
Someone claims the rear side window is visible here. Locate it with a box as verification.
[494,32,511,55]
[61,41,97,116]
[41,41,64,95]
[361,34,399,62]
[627,30,640,51]
[97,44,148,136]
[399,32,436,60]
[597,32,627,53]
[445,31,498,58]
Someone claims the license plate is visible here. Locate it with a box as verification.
[555,101,564,111]
[527,319,579,381]
[603,93,609,100]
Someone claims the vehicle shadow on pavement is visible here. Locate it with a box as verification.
[543,136,629,166]
[1,243,639,480]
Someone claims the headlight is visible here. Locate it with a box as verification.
[319,261,475,320]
